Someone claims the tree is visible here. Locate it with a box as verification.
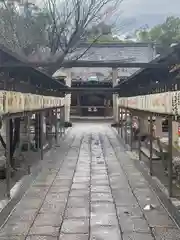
[135,25,149,42]
[0,0,123,164]
[0,1,48,55]
[135,16,180,47]
[0,0,123,74]
[86,23,122,43]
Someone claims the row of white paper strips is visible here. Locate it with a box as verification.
[118,91,180,115]
[0,91,65,115]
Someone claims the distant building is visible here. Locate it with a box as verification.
[68,42,157,80]
[69,42,157,117]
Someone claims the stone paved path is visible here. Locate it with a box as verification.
[0,123,179,240]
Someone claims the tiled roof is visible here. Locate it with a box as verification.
[68,43,156,80]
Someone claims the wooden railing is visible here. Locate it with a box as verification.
[0,91,64,115]
[118,91,180,115]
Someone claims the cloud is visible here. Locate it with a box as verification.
[120,0,180,17]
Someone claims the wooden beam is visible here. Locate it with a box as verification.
[71,106,106,109]
[62,61,168,68]
[63,87,120,93]
[0,61,171,69]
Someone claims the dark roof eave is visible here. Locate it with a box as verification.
[116,43,180,89]
[31,67,67,88]
[76,42,158,48]
[0,44,67,89]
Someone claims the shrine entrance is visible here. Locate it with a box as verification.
[70,78,113,117]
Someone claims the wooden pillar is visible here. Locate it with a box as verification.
[103,99,106,117]
[125,109,128,144]
[172,121,178,148]
[64,69,72,122]
[117,106,120,134]
[6,118,11,199]
[59,108,62,138]
[149,114,153,176]
[130,112,133,151]
[120,108,123,138]
[56,108,60,138]
[77,94,81,116]
[138,117,141,161]
[55,108,58,145]
[168,116,173,197]
[45,111,49,142]
[27,115,31,152]
[105,99,110,117]
[112,68,118,122]
[48,109,53,148]
[27,114,31,174]
[118,106,121,134]
[35,113,40,149]
[61,106,65,136]
[40,111,44,160]
[139,116,149,136]
[155,116,163,138]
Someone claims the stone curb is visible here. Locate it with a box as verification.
[0,127,72,227]
[112,127,180,228]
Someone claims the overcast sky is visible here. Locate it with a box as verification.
[120,0,180,17]
[107,0,180,35]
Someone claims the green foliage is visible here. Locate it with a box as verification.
[88,34,122,43]
[135,16,180,46]
[0,3,48,54]
[87,22,112,37]
[86,22,122,43]
[0,0,123,64]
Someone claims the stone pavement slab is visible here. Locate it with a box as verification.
[0,123,179,240]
